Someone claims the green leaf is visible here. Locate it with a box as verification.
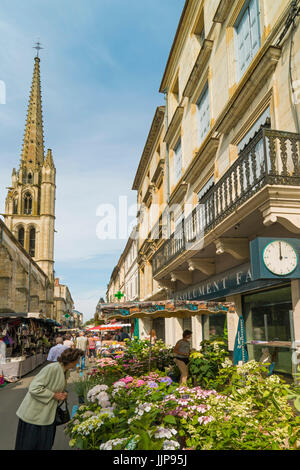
[163,415,177,425]
[294,396,300,412]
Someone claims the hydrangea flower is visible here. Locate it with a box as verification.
[154,427,177,439]
[146,381,158,389]
[113,381,126,389]
[158,377,173,385]
[162,439,180,450]
[100,437,128,450]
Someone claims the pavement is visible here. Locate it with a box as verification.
[0,359,94,450]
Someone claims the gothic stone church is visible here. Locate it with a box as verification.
[0,54,56,317]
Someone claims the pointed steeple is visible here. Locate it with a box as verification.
[44,149,55,169]
[21,55,45,168]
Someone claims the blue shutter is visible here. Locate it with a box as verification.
[174,140,182,184]
[236,8,251,78]
[249,0,260,57]
[236,0,260,79]
[197,84,210,145]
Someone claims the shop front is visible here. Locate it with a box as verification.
[173,261,298,376]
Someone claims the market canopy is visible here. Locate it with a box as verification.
[86,323,131,331]
[100,300,235,321]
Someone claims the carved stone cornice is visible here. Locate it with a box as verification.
[163,106,184,145]
[188,258,215,276]
[213,0,235,24]
[215,238,249,260]
[259,186,300,234]
[170,271,193,285]
[151,159,165,188]
[142,184,155,207]
[169,181,188,206]
[132,106,165,191]
[183,40,214,99]
[184,136,219,185]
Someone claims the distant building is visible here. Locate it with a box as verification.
[72,310,83,328]
[54,278,74,326]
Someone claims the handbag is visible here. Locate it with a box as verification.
[55,400,70,426]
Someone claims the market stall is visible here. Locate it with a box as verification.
[86,323,131,331]
[0,314,59,381]
[99,300,236,368]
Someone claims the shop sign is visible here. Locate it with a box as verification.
[173,263,281,301]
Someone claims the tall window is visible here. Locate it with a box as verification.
[18,227,25,247]
[27,172,33,184]
[29,228,36,257]
[235,0,260,80]
[24,192,32,215]
[13,198,18,215]
[197,83,210,145]
[174,139,182,185]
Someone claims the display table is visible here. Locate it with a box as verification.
[0,353,48,379]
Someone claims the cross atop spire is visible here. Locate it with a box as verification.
[33,41,43,58]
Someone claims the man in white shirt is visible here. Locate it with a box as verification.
[75,332,88,371]
[47,337,69,362]
[63,334,74,348]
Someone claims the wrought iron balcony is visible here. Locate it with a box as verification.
[152,127,300,276]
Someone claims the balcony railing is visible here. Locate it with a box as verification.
[152,127,300,276]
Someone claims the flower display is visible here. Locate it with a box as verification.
[67,337,300,451]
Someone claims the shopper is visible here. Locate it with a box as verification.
[75,331,88,371]
[63,334,74,349]
[87,334,97,362]
[147,329,157,344]
[173,329,192,385]
[116,327,130,342]
[47,337,69,362]
[95,334,102,353]
[15,348,84,450]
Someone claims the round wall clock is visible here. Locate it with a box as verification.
[263,240,298,276]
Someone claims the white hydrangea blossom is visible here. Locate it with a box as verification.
[74,416,105,436]
[100,438,128,450]
[136,402,153,416]
[154,427,177,439]
[162,440,180,450]
[221,357,233,368]
[87,386,111,408]
[113,381,126,389]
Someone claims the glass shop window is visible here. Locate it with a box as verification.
[243,285,293,375]
[202,313,227,341]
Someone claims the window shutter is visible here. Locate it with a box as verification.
[174,140,182,184]
[197,84,210,145]
[236,9,251,78]
[249,0,260,57]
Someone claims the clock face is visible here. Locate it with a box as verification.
[263,240,298,276]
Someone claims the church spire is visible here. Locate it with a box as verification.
[21,52,45,168]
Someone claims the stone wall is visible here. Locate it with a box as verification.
[0,219,54,317]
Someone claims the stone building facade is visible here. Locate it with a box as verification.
[105,0,300,375]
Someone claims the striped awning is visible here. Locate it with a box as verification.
[100,300,235,321]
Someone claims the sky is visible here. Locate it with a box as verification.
[0,0,185,322]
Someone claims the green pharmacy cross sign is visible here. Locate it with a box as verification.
[64,313,70,318]
[114,291,124,301]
